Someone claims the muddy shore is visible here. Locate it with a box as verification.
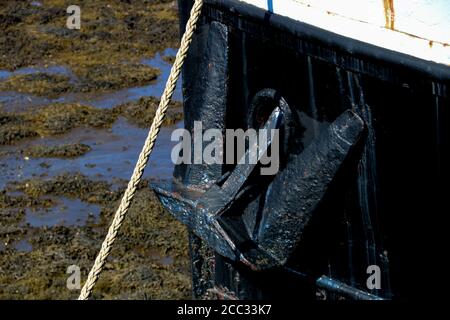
[0,0,190,299]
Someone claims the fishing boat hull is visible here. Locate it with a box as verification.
[167,0,449,300]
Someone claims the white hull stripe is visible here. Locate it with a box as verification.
[239,0,450,66]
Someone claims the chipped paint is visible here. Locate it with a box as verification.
[383,0,395,30]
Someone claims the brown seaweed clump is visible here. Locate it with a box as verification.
[0,119,38,145]
[117,96,183,128]
[0,190,56,211]
[7,173,121,206]
[76,63,160,93]
[23,143,91,159]
[0,103,119,145]
[0,73,72,97]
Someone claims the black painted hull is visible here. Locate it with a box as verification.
[173,0,449,300]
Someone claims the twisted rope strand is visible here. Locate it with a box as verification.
[78,0,204,300]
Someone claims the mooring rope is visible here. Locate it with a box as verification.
[78,0,204,300]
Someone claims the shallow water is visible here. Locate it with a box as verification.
[0,65,76,80]
[0,65,75,81]
[24,197,101,228]
[13,238,33,252]
[0,238,33,253]
[0,118,182,190]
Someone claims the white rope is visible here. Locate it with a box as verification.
[78,0,204,300]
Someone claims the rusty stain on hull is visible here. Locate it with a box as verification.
[383,0,395,30]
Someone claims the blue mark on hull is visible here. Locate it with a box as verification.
[267,0,273,13]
